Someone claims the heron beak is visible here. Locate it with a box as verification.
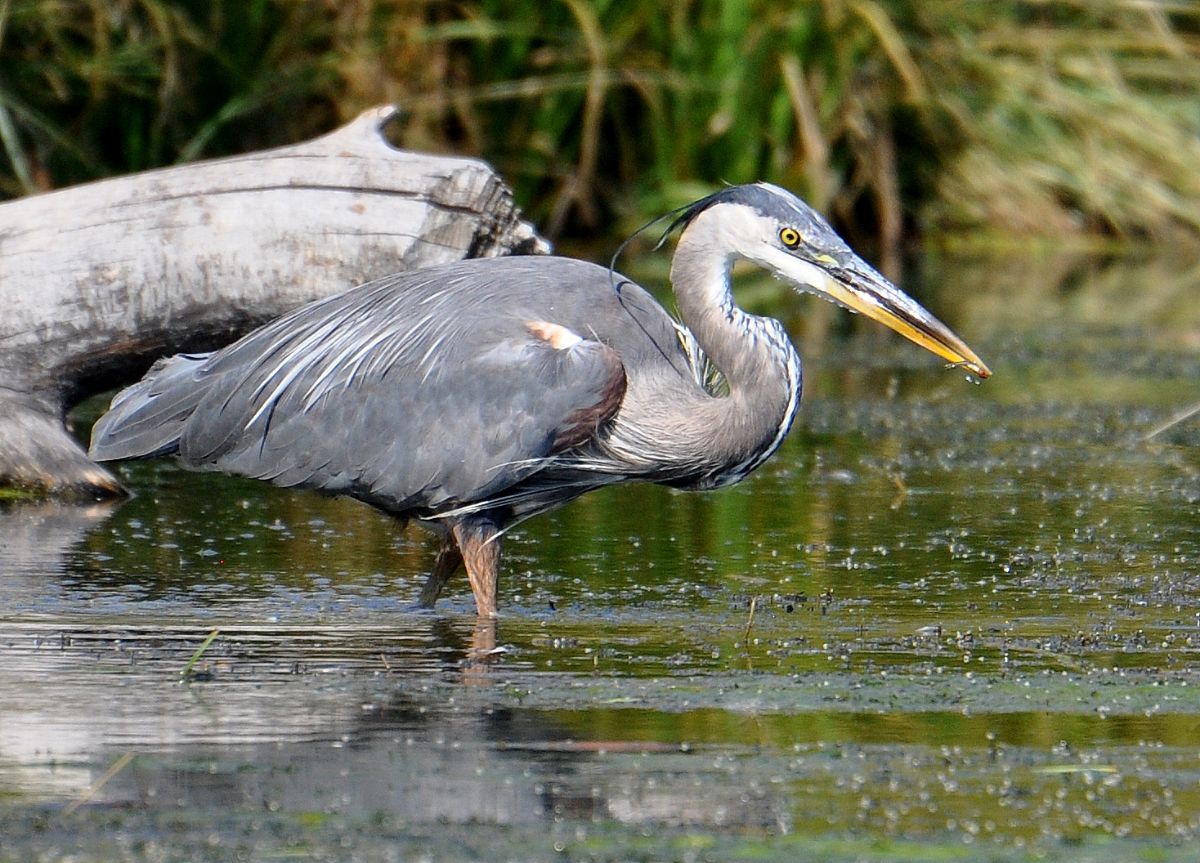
[817,258,991,379]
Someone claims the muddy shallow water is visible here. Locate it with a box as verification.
[2,252,1199,861]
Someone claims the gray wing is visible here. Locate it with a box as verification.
[90,258,640,516]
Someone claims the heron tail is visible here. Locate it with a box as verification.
[88,353,212,462]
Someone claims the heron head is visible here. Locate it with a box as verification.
[670,183,990,379]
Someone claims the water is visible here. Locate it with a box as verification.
[1,251,1198,861]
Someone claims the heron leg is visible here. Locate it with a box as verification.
[418,534,463,608]
[453,518,502,618]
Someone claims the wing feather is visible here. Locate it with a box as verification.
[91,258,644,517]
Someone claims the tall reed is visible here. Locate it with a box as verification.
[2,0,1198,248]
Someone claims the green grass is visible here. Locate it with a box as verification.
[2,1,1199,249]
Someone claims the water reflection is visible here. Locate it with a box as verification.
[3,615,1198,844]
[2,252,1199,854]
[0,499,116,574]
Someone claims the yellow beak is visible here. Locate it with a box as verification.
[821,265,991,379]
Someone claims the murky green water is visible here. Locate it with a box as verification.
[2,251,1198,861]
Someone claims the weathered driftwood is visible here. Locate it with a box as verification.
[0,105,547,498]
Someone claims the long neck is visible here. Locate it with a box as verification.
[668,221,803,481]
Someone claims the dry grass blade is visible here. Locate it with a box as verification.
[180,628,221,682]
[61,751,135,817]
[780,53,833,211]
[849,0,926,103]
[1142,400,1200,441]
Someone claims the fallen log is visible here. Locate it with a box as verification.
[0,105,547,498]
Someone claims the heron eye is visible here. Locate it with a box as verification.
[779,227,802,249]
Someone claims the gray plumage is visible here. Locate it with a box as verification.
[90,183,989,617]
[94,257,696,514]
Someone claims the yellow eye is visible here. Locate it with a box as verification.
[779,227,801,249]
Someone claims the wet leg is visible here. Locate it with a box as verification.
[418,534,462,608]
[452,519,502,618]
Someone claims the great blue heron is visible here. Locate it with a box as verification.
[89,183,989,618]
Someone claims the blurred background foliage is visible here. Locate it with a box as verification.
[2,0,1199,254]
